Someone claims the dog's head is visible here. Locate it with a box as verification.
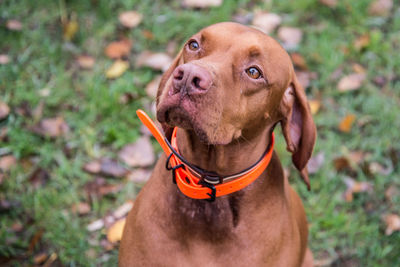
[156,22,316,187]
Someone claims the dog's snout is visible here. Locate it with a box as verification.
[172,64,212,95]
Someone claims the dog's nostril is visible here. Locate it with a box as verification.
[192,77,201,88]
[174,70,184,80]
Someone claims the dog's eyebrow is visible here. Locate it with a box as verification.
[248,46,261,58]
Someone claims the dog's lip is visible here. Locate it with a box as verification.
[157,94,195,127]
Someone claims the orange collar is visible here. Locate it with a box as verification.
[136,109,274,201]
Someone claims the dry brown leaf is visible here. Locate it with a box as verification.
[63,20,78,41]
[6,19,22,31]
[118,137,155,167]
[295,71,317,89]
[28,229,44,253]
[146,75,162,98]
[385,185,398,203]
[77,55,95,69]
[43,253,57,267]
[339,114,356,133]
[33,117,69,138]
[354,34,370,50]
[277,27,303,49]
[119,11,142,28]
[119,92,138,104]
[368,0,393,16]
[11,221,23,232]
[351,63,366,74]
[343,177,373,202]
[105,60,129,79]
[107,218,126,243]
[113,201,134,219]
[136,51,173,72]
[319,0,338,8]
[29,168,50,189]
[182,0,223,8]
[87,219,104,232]
[83,160,101,174]
[0,101,10,120]
[307,152,325,174]
[383,214,400,235]
[126,169,152,184]
[34,253,48,265]
[72,202,91,215]
[337,73,366,92]
[309,100,321,115]
[85,177,122,199]
[0,54,10,64]
[291,53,308,70]
[104,39,132,59]
[142,30,154,40]
[0,155,17,171]
[99,158,128,178]
[252,12,282,34]
[368,162,392,176]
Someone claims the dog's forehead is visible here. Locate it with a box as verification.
[196,23,288,61]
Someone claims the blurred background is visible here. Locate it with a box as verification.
[1,0,399,266]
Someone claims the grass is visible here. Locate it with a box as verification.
[1,0,400,266]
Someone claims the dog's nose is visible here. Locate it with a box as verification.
[172,64,212,95]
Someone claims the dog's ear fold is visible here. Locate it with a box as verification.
[156,49,183,140]
[280,72,316,190]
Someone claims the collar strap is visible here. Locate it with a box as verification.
[136,109,274,201]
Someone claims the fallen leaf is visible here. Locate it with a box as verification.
[99,158,128,178]
[252,12,282,34]
[337,73,366,92]
[29,168,50,189]
[0,54,10,64]
[119,92,139,104]
[385,185,398,203]
[182,0,223,8]
[277,27,303,49]
[72,202,91,215]
[0,155,17,171]
[76,55,95,69]
[105,60,129,79]
[28,229,44,253]
[319,0,338,8]
[113,201,134,219]
[142,30,154,40]
[107,218,126,243]
[32,117,69,138]
[295,71,317,89]
[291,53,308,70]
[104,39,132,59]
[43,252,57,267]
[368,0,393,16]
[354,34,370,50]
[367,161,392,176]
[84,177,122,199]
[126,169,152,183]
[11,221,23,232]
[308,100,321,115]
[0,101,10,120]
[351,63,366,74]
[34,253,48,265]
[338,114,356,133]
[87,219,104,232]
[343,177,373,202]
[146,75,162,98]
[118,136,155,167]
[6,19,22,31]
[119,11,142,28]
[383,214,400,235]
[307,152,325,174]
[63,20,79,41]
[83,160,101,174]
[136,51,173,72]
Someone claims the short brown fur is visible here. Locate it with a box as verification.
[119,22,316,267]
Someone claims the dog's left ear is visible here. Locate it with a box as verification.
[280,72,316,190]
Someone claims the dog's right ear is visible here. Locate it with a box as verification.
[156,49,183,140]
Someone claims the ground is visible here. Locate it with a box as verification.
[0,0,399,266]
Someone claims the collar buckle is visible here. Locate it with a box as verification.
[199,180,216,202]
[202,171,222,185]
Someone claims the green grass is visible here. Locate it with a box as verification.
[1,0,400,266]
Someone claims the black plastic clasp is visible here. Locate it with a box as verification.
[199,180,216,202]
[166,153,183,184]
[202,171,222,185]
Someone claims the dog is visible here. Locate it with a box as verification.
[119,22,316,267]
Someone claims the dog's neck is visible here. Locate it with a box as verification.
[175,126,273,176]
[168,126,285,241]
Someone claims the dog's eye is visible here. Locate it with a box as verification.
[246,67,262,79]
[188,40,200,51]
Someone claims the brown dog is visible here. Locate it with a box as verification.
[119,22,316,266]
